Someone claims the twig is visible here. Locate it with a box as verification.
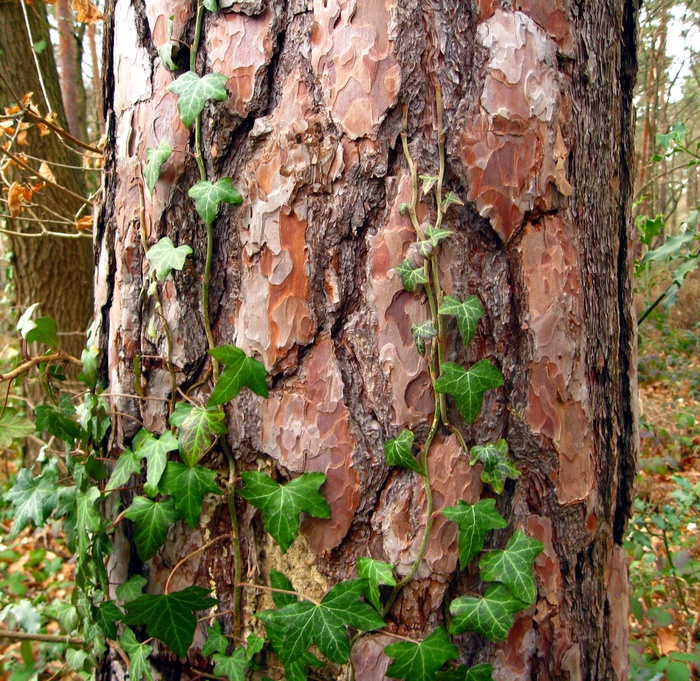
[0,353,82,383]
[237,582,320,607]
[164,534,230,594]
[0,630,85,645]
[19,0,52,114]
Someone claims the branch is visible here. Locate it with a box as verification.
[0,629,86,645]
[0,353,82,383]
[0,146,92,207]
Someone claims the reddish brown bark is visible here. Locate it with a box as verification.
[98,0,639,678]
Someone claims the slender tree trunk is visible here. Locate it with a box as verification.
[0,0,94,361]
[56,0,88,141]
[98,1,638,678]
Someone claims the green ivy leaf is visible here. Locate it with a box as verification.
[105,448,142,492]
[449,583,529,641]
[120,628,154,681]
[202,621,229,656]
[188,177,242,226]
[270,569,298,608]
[94,600,123,639]
[439,295,484,347]
[144,139,172,195]
[478,529,544,605]
[420,174,438,195]
[0,410,34,448]
[166,71,228,127]
[116,575,148,604]
[207,345,268,406]
[442,191,464,210]
[423,226,452,246]
[257,579,384,664]
[25,317,59,347]
[384,429,421,473]
[123,586,217,658]
[395,259,428,292]
[35,404,82,443]
[159,462,222,528]
[203,0,218,10]
[133,429,179,497]
[6,467,58,537]
[123,496,179,560]
[411,321,437,356]
[213,648,248,681]
[169,401,192,428]
[385,626,459,681]
[238,472,330,553]
[157,16,177,71]
[146,237,193,281]
[434,360,503,424]
[356,557,396,611]
[177,406,227,467]
[435,663,494,681]
[440,499,507,569]
[470,440,520,494]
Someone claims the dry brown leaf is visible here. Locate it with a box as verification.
[657,626,681,655]
[75,215,93,232]
[4,105,21,116]
[71,0,103,24]
[39,161,56,184]
[7,182,32,218]
[21,92,33,107]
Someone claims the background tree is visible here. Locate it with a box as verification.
[0,0,94,360]
[96,0,639,678]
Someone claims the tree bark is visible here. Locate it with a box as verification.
[0,0,94,361]
[97,0,639,678]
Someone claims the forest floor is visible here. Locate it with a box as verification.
[0,312,699,679]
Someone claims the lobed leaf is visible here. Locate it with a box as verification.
[384,429,421,473]
[357,557,396,611]
[439,295,484,347]
[6,467,58,537]
[0,410,34,448]
[146,236,193,281]
[120,628,154,681]
[385,627,459,681]
[238,472,330,553]
[159,462,222,528]
[177,406,227,467]
[395,259,428,292]
[440,499,507,569]
[124,496,179,560]
[470,439,520,494]
[188,177,242,226]
[207,345,268,406]
[434,360,503,424]
[166,71,228,127]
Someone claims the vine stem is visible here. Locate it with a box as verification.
[0,353,81,383]
[0,630,86,646]
[237,582,321,607]
[164,534,231,594]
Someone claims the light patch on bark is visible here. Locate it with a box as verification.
[311,0,401,139]
[519,215,593,504]
[456,9,572,242]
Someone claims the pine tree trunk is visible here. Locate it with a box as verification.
[98,0,639,678]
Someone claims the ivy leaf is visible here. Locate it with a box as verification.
[177,406,227,467]
[123,496,179,560]
[157,16,177,71]
[166,71,228,127]
[435,663,494,680]
[120,628,154,681]
[123,586,217,658]
[134,429,179,497]
[411,321,437,356]
[395,259,428,292]
[94,600,123,639]
[202,621,229,656]
[79,345,99,388]
[237,472,330,553]
[213,648,248,681]
[257,579,384,664]
[203,0,218,10]
[207,345,268,406]
[470,440,520,494]
[270,569,298,608]
[385,626,459,681]
[159,462,222,528]
[76,486,102,534]
[420,174,438,195]
[146,237,193,281]
[6,467,58,537]
[442,191,464,210]
[434,360,503,424]
[440,499,507,569]
[168,401,192,427]
[188,178,242,226]
[25,317,58,347]
[0,410,34,448]
[35,404,82,443]
[16,303,40,338]
[439,295,484,347]
[478,529,544,605]
[116,575,148,604]
[144,139,172,195]
[384,429,421,473]
[105,448,142,492]
[423,226,452,246]
[356,557,396,611]
[449,583,529,641]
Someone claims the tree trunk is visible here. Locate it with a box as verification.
[0,0,94,361]
[97,0,639,679]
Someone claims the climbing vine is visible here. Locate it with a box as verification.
[1,2,545,679]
